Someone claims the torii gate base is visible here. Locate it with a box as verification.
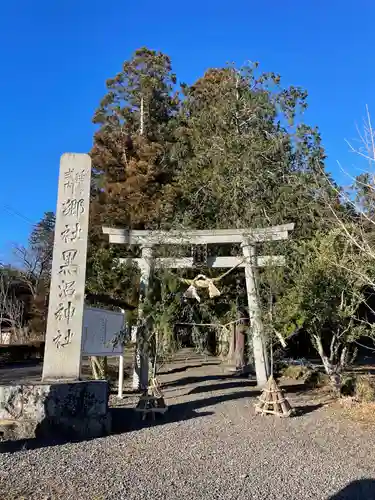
[102,224,294,389]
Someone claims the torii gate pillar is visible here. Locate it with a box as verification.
[242,241,269,386]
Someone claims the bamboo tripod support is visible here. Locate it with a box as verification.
[135,378,168,421]
[255,375,293,417]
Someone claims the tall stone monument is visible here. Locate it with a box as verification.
[0,154,111,442]
[43,153,91,380]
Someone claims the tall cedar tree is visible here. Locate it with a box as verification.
[171,64,341,237]
[86,48,179,306]
[90,47,179,234]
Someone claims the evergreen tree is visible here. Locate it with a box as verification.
[170,63,339,237]
[86,48,181,315]
[86,52,355,372]
[90,47,179,231]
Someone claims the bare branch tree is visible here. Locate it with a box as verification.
[13,243,51,299]
[317,106,375,290]
[12,211,55,301]
[0,273,26,343]
[297,106,375,375]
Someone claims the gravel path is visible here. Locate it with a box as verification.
[1,352,375,500]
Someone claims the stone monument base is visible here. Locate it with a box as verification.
[0,380,111,442]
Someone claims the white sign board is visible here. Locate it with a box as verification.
[82,306,125,356]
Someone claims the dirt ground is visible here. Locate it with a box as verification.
[2,349,375,500]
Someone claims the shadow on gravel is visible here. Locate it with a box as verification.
[175,389,258,412]
[189,380,310,396]
[158,362,220,376]
[111,388,256,435]
[164,371,256,388]
[0,361,42,384]
[0,435,79,454]
[0,397,217,454]
[188,379,257,394]
[328,479,375,499]
[292,403,323,416]
[163,373,233,388]
[0,381,325,454]
[111,406,214,434]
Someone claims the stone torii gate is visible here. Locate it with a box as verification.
[102,224,294,388]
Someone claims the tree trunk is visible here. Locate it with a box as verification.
[313,335,341,394]
[235,322,245,370]
[140,95,144,135]
[227,323,236,363]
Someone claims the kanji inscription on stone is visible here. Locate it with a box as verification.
[42,153,92,380]
[61,223,82,243]
[58,249,78,276]
[53,329,74,349]
[62,198,85,218]
[63,168,87,196]
[58,280,76,299]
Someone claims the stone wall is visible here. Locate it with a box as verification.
[0,380,111,441]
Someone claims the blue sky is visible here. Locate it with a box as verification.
[0,1,374,261]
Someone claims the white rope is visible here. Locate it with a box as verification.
[175,318,248,334]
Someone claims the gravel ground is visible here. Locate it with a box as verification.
[1,351,375,500]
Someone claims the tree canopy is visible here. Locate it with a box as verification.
[85,48,356,369]
[3,47,373,388]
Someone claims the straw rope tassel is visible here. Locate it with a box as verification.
[181,258,247,302]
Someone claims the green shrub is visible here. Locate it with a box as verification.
[303,370,329,388]
[282,364,311,380]
[340,374,375,401]
[340,375,356,396]
[281,364,328,388]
